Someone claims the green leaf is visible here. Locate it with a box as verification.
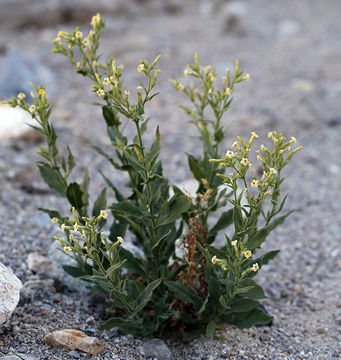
[102,105,120,127]
[160,195,191,225]
[167,264,188,281]
[255,249,280,267]
[98,316,142,332]
[100,171,125,202]
[62,265,88,278]
[66,182,84,214]
[37,163,66,197]
[268,210,295,232]
[164,281,202,311]
[233,207,244,233]
[245,228,269,250]
[232,307,273,328]
[133,279,162,315]
[207,209,233,243]
[38,208,61,219]
[238,279,267,299]
[110,221,127,243]
[206,319,216,337]
[92,145,120,168]
[119,247,146,277]
[187,155,204,182]
[210,209,234,233]
[67,146,75,175]
[92,188,107,217]
[146,126,161,169]
[229,298,259,313]
[106,259,126,280]
[110,201,147,219]
[208,276,221,307]
[80,166,90,216]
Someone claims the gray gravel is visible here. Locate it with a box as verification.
[0,0,340,359]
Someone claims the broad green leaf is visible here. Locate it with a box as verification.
[37,163,66,197]
[133,279,162,315]
[62,264,88,278]
[233,207,244,233]
[38,208,61,219]
[210,209,234,234]
[267,210,295,232]
[98,316,142,332]
[92,188,107,217]
[232,306,273,328]
[187,154,204,182]
[160,195,191,225]
[106,259,126,280]
[66,182,85,214]
[206,319,216,337]
[119,247,146,277]
[229,298,259,313]
[100,171,125,202]
[80,166,90,216]
[245,228,268,250]
[254,249,280,267]
[164,281,202,311]
[102,105,120,127]
[110,201,147,219]
[238,279,267,300]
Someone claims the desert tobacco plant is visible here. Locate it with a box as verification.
[1,14,302,338]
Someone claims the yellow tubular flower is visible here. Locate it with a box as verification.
[244,250,252,259]
[100,210,108,219]
[97,89,105,97]
[63,246,72,254]
[252,263,259,272]
[251,179,259,188]
[225,150,235,159]
[240,158,249,166]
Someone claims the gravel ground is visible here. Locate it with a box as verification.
[0,0,340,359]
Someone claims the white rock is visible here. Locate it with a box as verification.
[43,329,105,355]
[27,252,57,275]
[0,262,23,324]
[0,105,35,140]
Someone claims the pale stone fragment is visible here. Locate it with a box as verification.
[0,262,23,324]
[43,329,105,355]
[27,252,57,275]
[0,105,35,140]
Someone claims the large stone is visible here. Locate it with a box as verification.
[139,339,173,360]
[27,252,57,275]
[0,263,23,324]
[0,105,36,140]
[43,329,105,356]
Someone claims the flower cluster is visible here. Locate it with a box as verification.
[210,131,303,210]
[169,56,250,128]
[54,207,124,267]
